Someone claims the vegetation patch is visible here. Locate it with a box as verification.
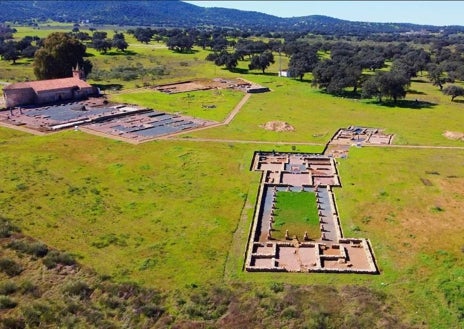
[273,191,319,240]
[109,88,244,122]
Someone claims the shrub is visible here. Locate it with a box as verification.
[0,317,25,329]
[20,280,40,297]
[0,281,17,295]
[64,301,83,315]
[42,251,76,269]
[351,225,361,232]
[183,286,230,320]
[22,305,41,327]
[281,305,299,319]
[0,295,17,309]
[141,304,164,319]
[101,296,122,309]
[114,282,140,299]
[0,258,23,277]
[91,234,127,249]
[7,239,49,258]
[22,302,56,326]
[63,281,93,300]
[25,242,48,257]
[0,217,20,238]
[84,309,104,326]
[270,282,284,293]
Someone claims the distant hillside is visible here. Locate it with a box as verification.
[1,0,464,35]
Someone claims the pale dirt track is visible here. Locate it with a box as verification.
[165,136,464,150]
[167,137,325,146]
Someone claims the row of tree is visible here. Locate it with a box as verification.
[202,36,464,102]
[0,28,131,67]
[89,31,128,53]
[0,36,40,64]
[120,25,464,102]
[3,25,464,102]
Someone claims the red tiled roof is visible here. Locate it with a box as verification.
[3,77,92,93]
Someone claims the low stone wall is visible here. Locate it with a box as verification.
[246,148,379,275]
[362,239,379,273]
[245,266,286,272]
[308,267,378,274]
[244,179,266,269]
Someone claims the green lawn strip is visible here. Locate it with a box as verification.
[108,89,245,122]
[272,191,320,241]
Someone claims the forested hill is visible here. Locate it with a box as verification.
[2,0,464,35]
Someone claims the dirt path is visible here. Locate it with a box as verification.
[363,144,464,150]
[224,93,251,124]
[0,121,47,136]
[167,137,325,146]
[165,136,464,151]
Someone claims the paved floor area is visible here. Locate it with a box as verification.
[0,101,215,141]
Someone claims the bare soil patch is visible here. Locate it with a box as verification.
[261,121,295,132]
[443,131,464,141]
[153,78,253,94]
[420,178,433,186]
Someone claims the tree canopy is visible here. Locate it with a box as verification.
[287,46,319,80]
[167,32,195,53]
[33,32,90,80]
[362,71,410,103]
[112,33,128,52]
[248,50,274,73]
[207,50,239,71]
[442,85,464,101]
[91,31,112,54]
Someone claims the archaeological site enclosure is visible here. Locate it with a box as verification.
[245,149,380,274]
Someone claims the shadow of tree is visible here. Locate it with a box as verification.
[368,99,436,109]
[320,90,362,100]
[10,61,31,66]
[228,67,249,74]
[104,50,138,56]
[92,83,123,92]
[170,49,199,54]
[408,89,426,95]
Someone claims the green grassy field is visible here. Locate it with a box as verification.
[188,75,464,146]
[109,89,245,122]
[272,191,320,240]
[0,24,463,328]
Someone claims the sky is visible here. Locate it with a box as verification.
[184,1,464,26]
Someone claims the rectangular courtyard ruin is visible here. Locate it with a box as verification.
[245,151,379,274]
[0,98,216,142]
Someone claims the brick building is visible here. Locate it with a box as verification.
[2,66,98,108]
